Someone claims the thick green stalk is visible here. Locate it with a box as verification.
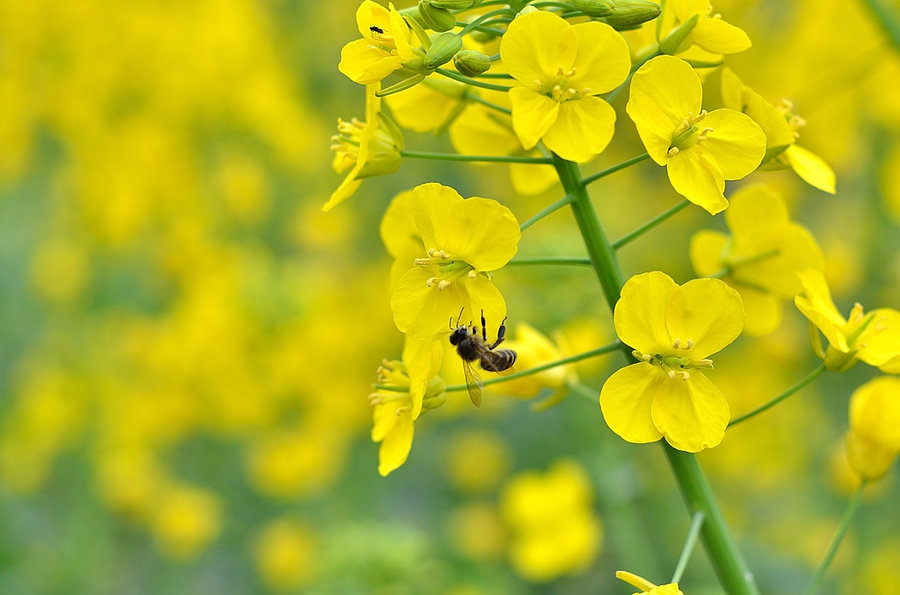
[551,154,760,595]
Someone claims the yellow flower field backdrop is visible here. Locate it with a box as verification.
[0,0,899,593]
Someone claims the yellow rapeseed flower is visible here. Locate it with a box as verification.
[338,1,415,85]
[690,185,824,335]
[369,337,445,476]
[616,570,684,595]
[795,269,900,372]
[389,183,520,340]
[600,272,743,452]
[499,10,630,163]
[626,55,765,214]
[657,0,750,56]
[845,376,900,481]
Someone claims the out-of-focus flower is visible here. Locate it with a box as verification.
[690,185,824,335]
[600,272,743,452]
[497,321,577,403]
[325,84,403,212]
[794,269,900,372]
[657,0,750,56]
[444,430,511,494]
[149,484,222,560]
[447,502,506,560]
[721,68,835,194]
[627,55,765,214]
[616,570,684,595]
[499,10,630,163]
[253,518,318,591]
[338,1,416,85]
[370,337,445,476]
[245,428,345,499]
[499,459,602,582]
[845,376,900,481]
[388,183,519,340]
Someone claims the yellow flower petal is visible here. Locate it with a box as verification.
[509,162,558,196]
[509,87,560,150]
[724,184,787,232]
[380,190,418,259]
[403,337,443,419]
[356,0,391,39]
[614,271,679,353]
[665,278,743,360]
[377,408,414,476]
[689,229,728,277]
[500,10,577,89]
[650,371,729,452]
[700,109,766,180]
[541,96,616,163]
[627,56,702,165]
[387,78,466,134]
[856,308,900,367]
[600,363,666,444]
[412,182,464,253]
[444,197,521,271]
[784,145,837,194]
[690,16,751,54]
[667,148,727,214]
[570,21,630,94]
[449,104,521,158]
[849,376,900,450]
[338,38,405,85]
[794,269,849,351]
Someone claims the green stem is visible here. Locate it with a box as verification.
[520,195,574,231]
[457,8,512,36]
[664,447,761,595]
[581,152,651,187]
[553,152,761,595]
[465,92,512,115]
[507,257,591,266]
[435,67,512,92]
[672,511,705,583]
[802,481,868,594]
[400,150,551,164]
[728,363,826,428]
[613,199,691,250]
[444,341,622,392]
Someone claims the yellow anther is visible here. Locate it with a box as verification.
[667,147,680,157]
[467,270,477,278]
[426,277,437,287]
[695,109,708,122]
[667,370,676,380]
[680,371,690,380]
[673,338,681,349]
[641,354,652,362]
[686,339,694,349]
[437,280,450,290]
[395,405,409,416]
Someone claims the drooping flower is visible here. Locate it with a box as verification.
[369,337,445,476]
[499,10,630,163]
[324,84,403,212]
[794,269,900,372]
[495,321,577,403]
[721,68,835,194]
[600,271,743,452]
[657,0,750,56]
[338,1,416,85]
[389,183,520,340]
[616,570,684,595]
[626,55,766,214]
[690,185,824,335]
[845,376,900,481]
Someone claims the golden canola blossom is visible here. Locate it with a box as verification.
[499,9,630,163]
[600,272,743,452]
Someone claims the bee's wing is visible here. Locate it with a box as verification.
[461,359,484,408]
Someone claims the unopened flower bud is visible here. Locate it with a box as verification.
[604,0,660,30]
[418,0,457,32]
[571,0,615,17]
[453,49,491,77]
[658,12,698,54]
[428,0,476,9]
[424,32,463,69]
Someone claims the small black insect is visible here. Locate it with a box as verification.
[369,25,384,34]
[449,308,517,407]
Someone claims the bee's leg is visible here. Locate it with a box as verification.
[480,310,487,343]
[489,316,508,349]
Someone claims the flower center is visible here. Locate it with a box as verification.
[632,338,713,380]
[413,248,476,290]
[667,110,713,157]
[534,66,591,103]
[331,117,364,166]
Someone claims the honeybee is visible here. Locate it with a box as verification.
[449,308,517,408]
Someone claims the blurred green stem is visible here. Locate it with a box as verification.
[728,363,827,428]
[552,154,761,595]
[400,150,551,164]
[613,199,691,250]
[802,480,867,594]
[435,68,512,91]
[519,194,574,230]
[581,152,650,186]
[672,510,705,583]
[861,0,900,49]
[507,257,591,266]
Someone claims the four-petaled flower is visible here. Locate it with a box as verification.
[500,10,630,163]
[390,183,520,340]
[657,0,751,56]
[794,269,900,372]
[690,185,824,335]
[338,1,415,85]
[600,272,743,452]
[627,55,766,214]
